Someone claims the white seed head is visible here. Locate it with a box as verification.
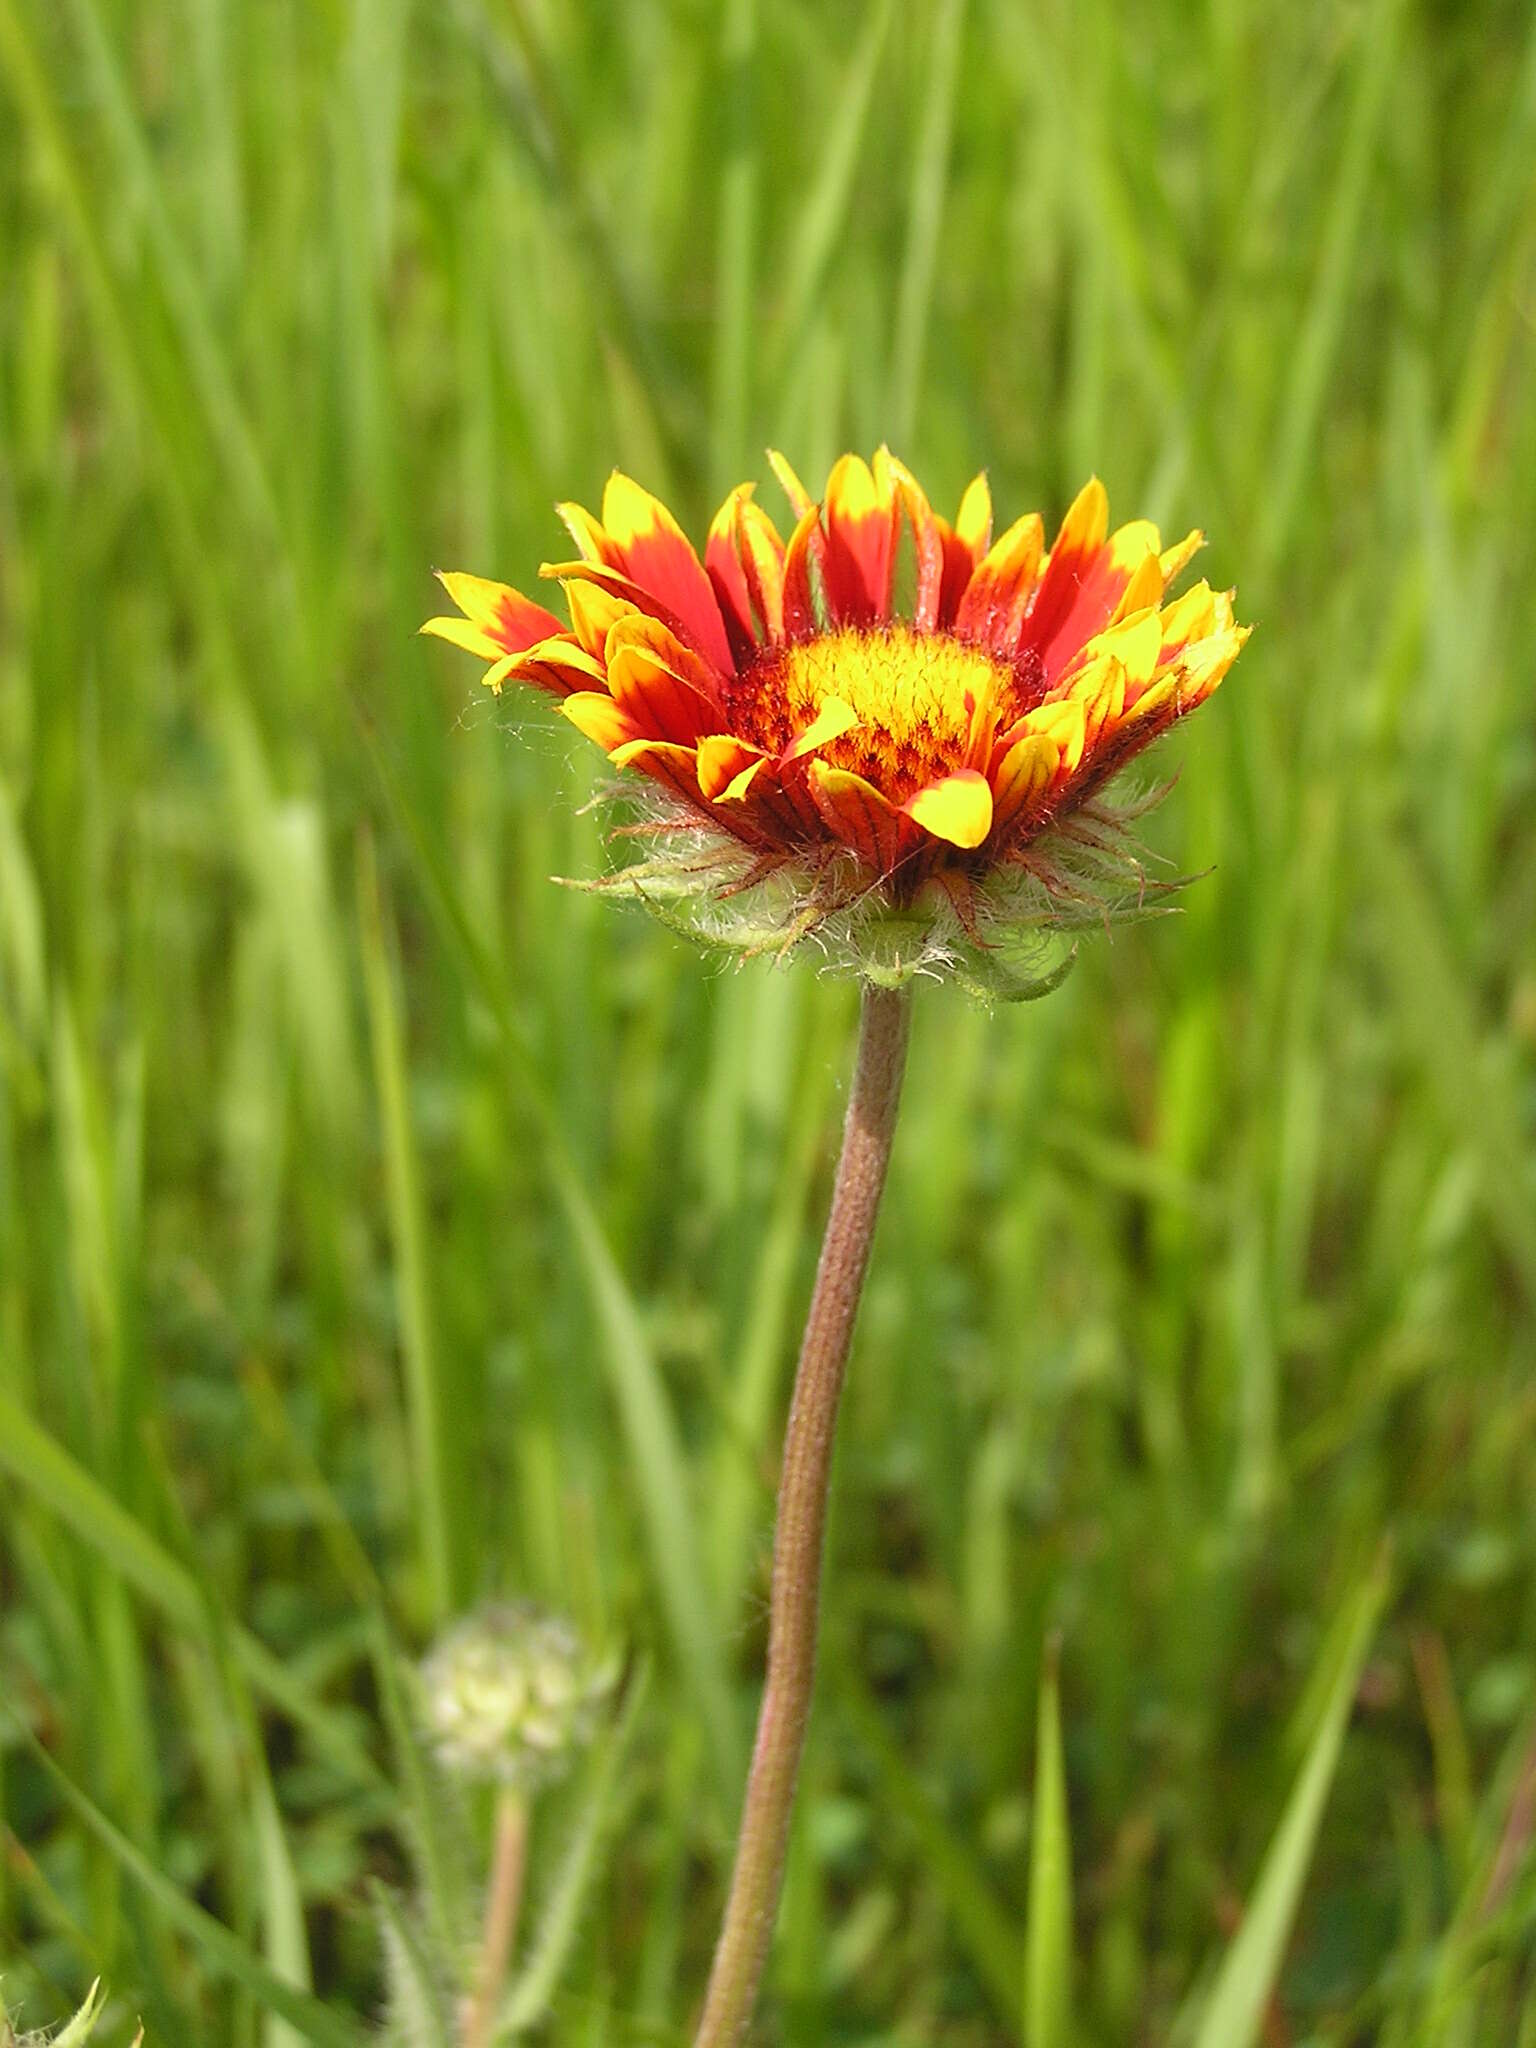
[418,1603,620,1789]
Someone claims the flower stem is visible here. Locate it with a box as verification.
[694,980,913,2047]
[463,1787,529,2048]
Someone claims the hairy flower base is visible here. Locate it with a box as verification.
[425,448,1250,986]
[562,775,1185,1001]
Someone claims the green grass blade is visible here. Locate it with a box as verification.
[0,1384,390,1801]
[708,0,759,488]
[9,1716,366,2048]
[1253,0,1405,573]
[358,833,456,1622]
[1191,1550,1391,2048]
[254,1768,315,2048]
[888,0,967,447]
[769,0,893,398]
[1025,1638,1073,2048]
[841,1675,1021,2031]
[355,708,739,1800]
[501,1660,651,2033]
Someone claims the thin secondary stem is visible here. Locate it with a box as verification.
[463,1787,529,2048]
[694,980,913,2047]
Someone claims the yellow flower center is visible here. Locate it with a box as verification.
[738,626,1014,801]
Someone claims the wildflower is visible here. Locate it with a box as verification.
[418,1603,618,1791]
[424,451,1248,993]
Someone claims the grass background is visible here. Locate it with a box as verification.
[2,0,1535,2039]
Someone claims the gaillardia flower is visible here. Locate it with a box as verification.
[425,450,1249,995]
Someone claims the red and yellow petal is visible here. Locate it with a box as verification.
[883,453,947,631]
[1018,477,1111,664]
[604,617,722,745]
[990,731,1059,833]
[1029,505,1162,685]
[493,636,608,699]
[424,572,565,660]
[822,452,895,625]
[706,485,787,653]
[697,733,768,801]
[955,511,1046,653]
[780,505,831,640]
[805,759,913,872]
[935,474,992,628]
[705,485,760,659]
[600,473,736,679]
[561,690,645,752]
[610,737,706,805]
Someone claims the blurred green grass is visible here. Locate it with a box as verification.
[1,0,1535,2040]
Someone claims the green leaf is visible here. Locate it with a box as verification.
[372,1884,453,2048]
[1191,1549,1391,2048]
[1025,1638,1073,2048]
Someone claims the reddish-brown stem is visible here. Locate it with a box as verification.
[693,981,913,2047]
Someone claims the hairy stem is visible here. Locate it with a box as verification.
[463,1787,528,2048]
[694,980,913,2047]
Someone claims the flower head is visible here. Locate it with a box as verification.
[418,1603,619,1791]
[425,451,1249,995]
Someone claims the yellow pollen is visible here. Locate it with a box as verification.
[754,626,1011,800]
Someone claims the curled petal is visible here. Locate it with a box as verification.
[1159,528,1205,585]
[780,506,831,639]
[1152,581,1219,681]
[498,636,607,699]
[903,769,994,850]
[556,501,615,565]
[1017,696,1087,778]
[785,695,859,760]
[767,447,815,520]
[706,485,787,652]
[884,454,946,630]
[564,576,636,659]
[991,732,1059,832]
[610,737,706,804]
[705,485,760,660]
[1069,653,1128,746]
[805,759,913,871]
[697,733,768,801]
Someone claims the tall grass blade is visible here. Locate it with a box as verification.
[888,0,967,447]
[1025,1638,1073,2048]
[358,833,457,1621]
[1191,1550,1391,2048]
